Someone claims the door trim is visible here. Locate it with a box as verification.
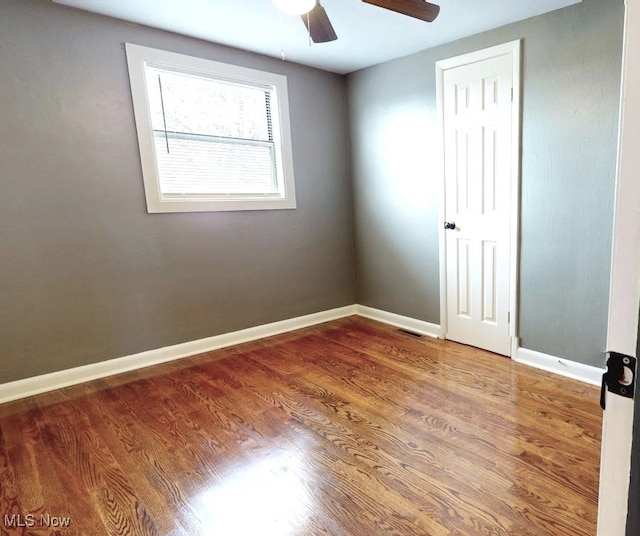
[597,0,639,532]
[436,40,522,357]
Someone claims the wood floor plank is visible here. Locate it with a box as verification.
[151,352,444,535]
[216,353,523,535]
[262,329,600,497]
[313,324,600,472]
[191,358,451,536]
[269,352,588,536]
[81,386,195,535]
[0,423,23,536]
[0,317,601,536]
[36,399,160,536]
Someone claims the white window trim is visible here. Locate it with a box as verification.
[125,43,297,213]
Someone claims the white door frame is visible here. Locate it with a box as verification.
[436,40,522,357]
[598,0,640,533]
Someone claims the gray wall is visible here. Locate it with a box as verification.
[0,0,625,384]
[0,0,355,383]
[347,0,623,367]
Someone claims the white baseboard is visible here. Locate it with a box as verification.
[515,347,605,386]
[355,305,443,339]
[0,305,357,405]
[1,304,604,405]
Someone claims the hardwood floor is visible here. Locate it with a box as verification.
[0,317,602,536]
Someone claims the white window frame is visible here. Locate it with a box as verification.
[125,43,297,213]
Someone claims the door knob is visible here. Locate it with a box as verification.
[444,221,456,230]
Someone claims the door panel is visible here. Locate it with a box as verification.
[455,131,470,213]
[482,126,497,213]
[482,240,497,324]
[457,238,471,317]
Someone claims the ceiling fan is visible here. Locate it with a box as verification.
[273,0,441,43]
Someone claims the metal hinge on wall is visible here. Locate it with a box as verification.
[600,351,636,410]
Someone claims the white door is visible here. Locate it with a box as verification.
[439,45,518,357]
[597,0,639,533]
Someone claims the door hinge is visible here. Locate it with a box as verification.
[600,352,636,410]
[510,87,514,101]
[507,312,511,324]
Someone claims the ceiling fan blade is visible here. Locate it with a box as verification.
[302,2,338,43]
[362,0,440,23]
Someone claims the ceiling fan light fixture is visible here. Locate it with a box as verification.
[272,0,316,16]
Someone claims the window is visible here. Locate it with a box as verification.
[125,44,296,213]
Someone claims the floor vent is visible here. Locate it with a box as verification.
[397,328,424,338]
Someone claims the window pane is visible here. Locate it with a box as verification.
[154,134,278,195]
[145,67,272,142]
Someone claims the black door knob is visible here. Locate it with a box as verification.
[444,221,456,230]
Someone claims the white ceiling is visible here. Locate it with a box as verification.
[53,0,581,74]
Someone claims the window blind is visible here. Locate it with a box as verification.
[145,67,280,197]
